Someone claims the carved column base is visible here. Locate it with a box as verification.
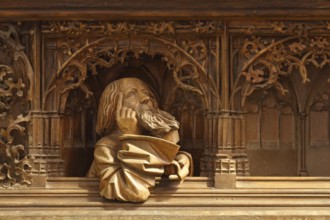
[201,111,250,177]
[29,111,65,177]
[31,175,48,187]
[214,173,236,189]
[214,154,250,176]
[215,112,250,176]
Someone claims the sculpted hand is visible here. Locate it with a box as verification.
[164,153,190,182]
[116,93,141,135]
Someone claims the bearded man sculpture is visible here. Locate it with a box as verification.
[87,77,193,202]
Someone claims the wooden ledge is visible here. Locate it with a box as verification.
[1,176,330,219]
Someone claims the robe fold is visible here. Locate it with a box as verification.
[87,132,190,202]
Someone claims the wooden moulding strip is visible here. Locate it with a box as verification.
[1,0,330,20]
[1,208,330,219]
[236,176,330,189]
[2,177,330,209]
[1,191,330,208]
[2,178,330,209]
[1,9,330,21]
[45,176,330,190]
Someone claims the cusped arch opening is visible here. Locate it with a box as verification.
[59,53,208,176]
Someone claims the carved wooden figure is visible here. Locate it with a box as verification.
[87,77,193,202]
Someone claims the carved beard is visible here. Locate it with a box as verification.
[135,105,180,138]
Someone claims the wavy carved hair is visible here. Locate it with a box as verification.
[95,78,158,136]
[95,80,120,136]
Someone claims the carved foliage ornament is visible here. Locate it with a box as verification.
[46,34,219,111]
[239,21,330,36]
[0,114,33,188]
[43,21,222,111]
[233,35,330,106]
[0,23,34,188]
[42,21,223,35]
[0,65,25,119]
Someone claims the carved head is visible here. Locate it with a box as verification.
[96,77,179,137]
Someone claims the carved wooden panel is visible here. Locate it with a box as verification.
[230,20,330,176]
[39,21,223,177]
[0,23,34,188]
[3,15,330,189]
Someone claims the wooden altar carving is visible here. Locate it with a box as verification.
[2,1,330,218]
[3,19,330,185]
[2,18,330,185]
[39,20,246,178]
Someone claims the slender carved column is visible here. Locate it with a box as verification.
[201,111,250,177]
[297,112,309,176]
[210,22,250,180]
[29,111,64,177]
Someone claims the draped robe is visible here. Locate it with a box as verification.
[87,130,192,202]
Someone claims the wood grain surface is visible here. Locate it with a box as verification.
[0,0,330,20]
